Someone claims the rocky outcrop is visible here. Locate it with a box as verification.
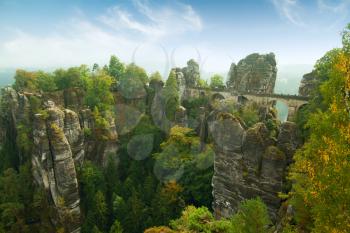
[64,88,85,111]
[33,101,81,232]
[64,109,85,165]
[171,68,187,101]
[298,71,319,97]
[174,106,188,127]
[0,87,120,232]
[277,122,302,164]
[78,108,118,167]
[210,112,300,221]
[169,59,201,97]
[150,77,189,132]
[3,95,81,233]
[99,113,119,167]
[150,80,171,133]
[227,53,277,94]
[182,59,200,88]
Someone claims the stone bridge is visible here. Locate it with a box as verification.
[184,88,309,121]
[238,93,308,120]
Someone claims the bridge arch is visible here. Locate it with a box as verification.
[235,94,309,121]
[186,88,309,121]
[275,100,289,122]
[297,103,308,112]
[212,92,225,101]
[237,95,249,105]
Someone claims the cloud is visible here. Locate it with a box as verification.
[0,19,137,69]
[271,0,350,30]
[99,0,203,39]
[316,0,350,29]
[0,1,203,73]
[317,0,350,13]
[271,0,306,26]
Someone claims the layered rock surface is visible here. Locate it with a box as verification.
[150,78,188,132]
[0,87,83,232]
[33,102,81,232]
[298,71,319,97]
[209,113,300,220]
[227,53,277,94]
[0,87,119,232]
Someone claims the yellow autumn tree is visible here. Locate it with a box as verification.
[290,24,350,233]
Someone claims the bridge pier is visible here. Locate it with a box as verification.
[287,106,297,121]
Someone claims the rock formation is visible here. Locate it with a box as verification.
[227,53,277,94]
[182,59,200,88]
[171,68,187,102]
[0,87,82,232]
[150,78,188,132]
[174,106,188,127]
[298,71,319,97]
[0,87,119,232]
[209,112,301,221]
[33,101,81,232]
[168,59,201,97]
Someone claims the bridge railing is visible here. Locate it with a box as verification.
[188,87,309,101]
[240,92,309,101]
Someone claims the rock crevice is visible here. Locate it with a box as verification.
[210,113,301,221]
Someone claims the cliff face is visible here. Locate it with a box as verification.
[209,113,301,221]
[0,87,118,232]
[150,78,188,133]
[298,71,319,97]
[227,53,277,94]
[33,101,81,232]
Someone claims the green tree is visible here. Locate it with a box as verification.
[149,72,163,82]
[230,197,271,233]
[109,219,123,233]
[112,195,127,225]
[94,191,108,230]
[125,190,145,233]
[123,63,148,84]
[146,198,271,233]
[85,71,114,111]
[154,205,231,233]
[183,59,200,87]
[197,79,209,89]
[0,162,55,233]
[36,71,57,92]
[91,225,102,233]
[92,63,100,72]
[163,70,180,121]
[78,161,105,213]
[118,63,148,100]
[289,24,350,233]
[53,65,89,90]
[108,55,125,80]
[13,69,38,92]
[209,74,225,89]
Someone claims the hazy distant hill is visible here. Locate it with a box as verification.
[0,69,15,87]
[274,64,313,95]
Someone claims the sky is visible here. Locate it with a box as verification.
[0,0,349,80]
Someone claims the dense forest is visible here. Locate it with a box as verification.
[0,22,349,233]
